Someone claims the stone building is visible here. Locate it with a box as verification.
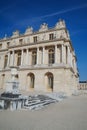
[78,81,87,90]
[0,19,79,95]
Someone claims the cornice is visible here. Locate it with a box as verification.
[0,27,66,42]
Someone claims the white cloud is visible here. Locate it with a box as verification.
[38,3,87,19]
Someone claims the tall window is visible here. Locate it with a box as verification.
[49,33,54,40]
[7,42,10,47]
[27,73,35,89]
[17,52,21,66]
[48,75,53,89]
[33,36,37,43]
[30,74,34,88]
[45,72,53,91]
[0,44,2,49]
[19,39,23,45]
[48,49,55,64]
[4,55,8,68]
[32,51,37,65]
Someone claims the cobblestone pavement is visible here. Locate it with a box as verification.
[0,95,87,130]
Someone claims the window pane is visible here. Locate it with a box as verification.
[49,49,55,64]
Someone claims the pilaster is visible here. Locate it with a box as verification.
[26,49,29,65]
[7,52,10,67]
[21,49,24,66]
[55,45,58,64]
[37,47,40,65]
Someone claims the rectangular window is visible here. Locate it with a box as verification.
[19,39,23,45]
[32,51,37,65]
[49,54,55,64]
[17,53,21,66]
[7,42,10,47]
[0,44,2,49]
[33,36,37,43]
[49,33,54,40]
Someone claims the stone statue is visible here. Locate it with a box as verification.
[55,19,66,29]
[5,66,19,94]
[25,27,33,34]
[39,23,48,32]
[12,30,20,37]
[3,34,7,39]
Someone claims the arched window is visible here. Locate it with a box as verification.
[45,72,53,91]
[32,51,37,65]
[27,73,35,89]
[48,49,55,64]
[17,52,21,66]
[4,55,8,68]
[15,74,19,79]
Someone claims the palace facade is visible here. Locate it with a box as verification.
[0,19,79,95]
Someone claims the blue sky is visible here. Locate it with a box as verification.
[0,0,87,81]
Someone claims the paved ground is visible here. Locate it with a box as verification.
[0,95,87,130]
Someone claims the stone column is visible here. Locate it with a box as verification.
[43,47,48,65]
[12,50,15,66]
[26,49,29,65]
[39,49,43,64]
[21,49,24,66]
[7,52,10,67]
[63,45,66,64]
[37,47,39,65]
[67,46,70,65]
[55,45,58,64]
[61,44,64,63]
[43,46,45,64]
[29,51,32,65]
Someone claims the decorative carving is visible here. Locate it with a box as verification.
[55,19,66,29]
[37,36,40,41]
[60,30,65,39]
[3,34,7,39]
[54,32,56,39]
[39,23,48,32]
[12,39,16,45]
[12,30,20,37]
[27,37,30,43]
[60,30,68,39]
[67,30,70,39]
[42,34,46,40]
[25,27,33,34]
